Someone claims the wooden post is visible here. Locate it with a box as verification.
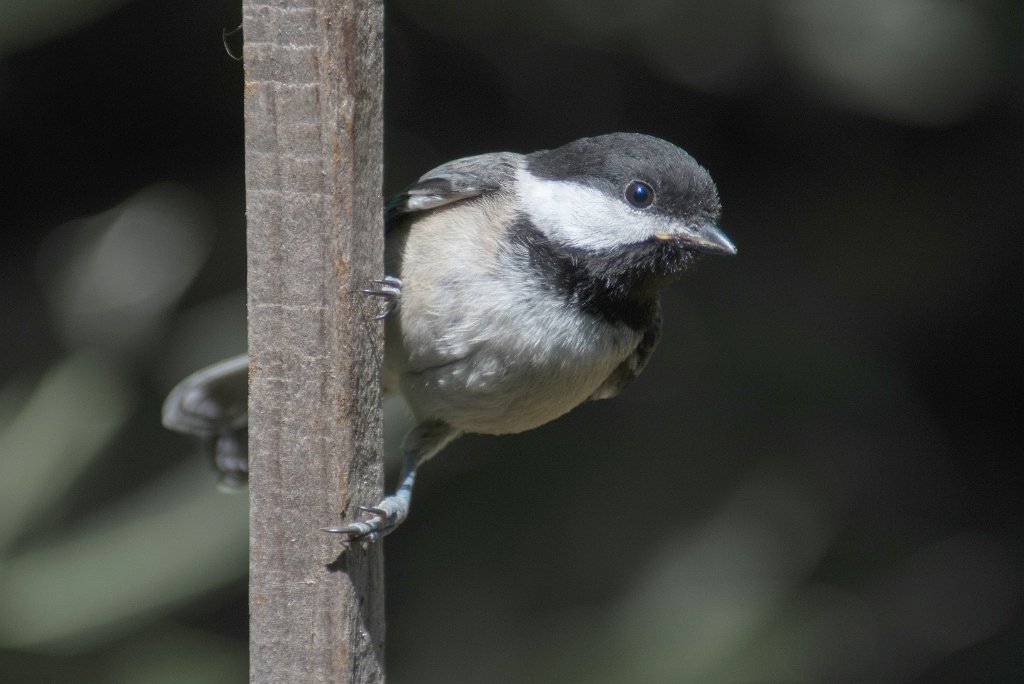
[242,1,385,682]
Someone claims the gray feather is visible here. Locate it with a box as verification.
[387,152,522,225]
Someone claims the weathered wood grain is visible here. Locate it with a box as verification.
[243,1,385,681]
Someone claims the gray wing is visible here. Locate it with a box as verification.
[589,305,663,401]
[386,151,522,227]
[162,354,249,487]
[162,354,249,436]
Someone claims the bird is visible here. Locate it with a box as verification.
[162,132,736,542]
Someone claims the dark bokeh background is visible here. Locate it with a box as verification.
[1,1,1022,682]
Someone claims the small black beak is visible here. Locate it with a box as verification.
[654,222,737,256]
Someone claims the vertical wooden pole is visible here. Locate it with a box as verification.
[242,1,385,682]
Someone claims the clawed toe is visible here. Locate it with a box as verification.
[321,518,389,544]
[361,276,402,320]
[320,425,455,546]
[322,496,406,544]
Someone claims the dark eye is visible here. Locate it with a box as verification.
[625,181,654,208]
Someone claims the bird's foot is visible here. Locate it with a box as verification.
[322,495,408,543]
[361,276,402,319]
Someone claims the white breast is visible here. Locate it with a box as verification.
[384,197,640,435]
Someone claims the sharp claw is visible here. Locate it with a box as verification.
[322,522,379,541]
[372,301,396,320]
[361,287,398,297]
[360,277,402,319]
[362,277,402,293]
[322,504,399,543]
[324,485,412,545]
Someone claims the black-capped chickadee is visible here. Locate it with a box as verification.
[163,132,736,542]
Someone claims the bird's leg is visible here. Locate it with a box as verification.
[323,420,459,543]
[361,275,402,319]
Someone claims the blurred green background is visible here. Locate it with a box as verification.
[1,0,1021,681]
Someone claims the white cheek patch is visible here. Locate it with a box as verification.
[515,168,667,251]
